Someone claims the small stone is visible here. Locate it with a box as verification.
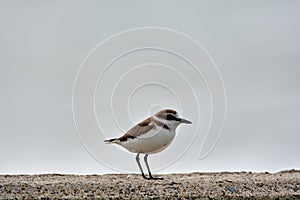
[226,185,236,193]
[221,190,225,196]
[13,186,19,191]
[257,182,264,187]
[170,181,179,185]
[293,185,299,192]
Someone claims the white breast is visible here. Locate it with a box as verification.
[119,127,176,154]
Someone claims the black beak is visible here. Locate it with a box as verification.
[180,118,192,124]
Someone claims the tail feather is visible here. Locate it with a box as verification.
[104,138,118,143]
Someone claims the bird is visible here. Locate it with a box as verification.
[104,109,192,180]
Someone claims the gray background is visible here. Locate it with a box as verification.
[1,1,299,174]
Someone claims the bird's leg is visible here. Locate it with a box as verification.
[135,153,149,179]
[144,154,163,180]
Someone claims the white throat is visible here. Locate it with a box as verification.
[152,116,180,131]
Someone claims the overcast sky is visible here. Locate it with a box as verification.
[0,1,299,174]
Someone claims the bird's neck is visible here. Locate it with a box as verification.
[151,116,180,131]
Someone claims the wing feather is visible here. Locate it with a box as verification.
[118,117,155,142]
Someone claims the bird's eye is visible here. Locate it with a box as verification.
[166,114,180,121]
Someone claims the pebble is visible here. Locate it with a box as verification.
[293,185,299,192]
[225,185,236,193]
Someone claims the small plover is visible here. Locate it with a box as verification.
[104,109,192,180]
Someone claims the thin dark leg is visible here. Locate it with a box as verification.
[135,153,149,179]
[144,154,163,180]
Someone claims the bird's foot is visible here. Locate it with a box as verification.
[141,171,163,180]
[142,174,163,180]
[142,173,150,180]
[149,176,163,180]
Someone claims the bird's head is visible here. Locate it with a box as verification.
[152,109,192,130]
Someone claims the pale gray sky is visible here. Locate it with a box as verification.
[0,1,299,174]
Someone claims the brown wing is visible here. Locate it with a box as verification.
[118,117,155,142]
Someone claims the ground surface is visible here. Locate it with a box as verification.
[0,170,299,199]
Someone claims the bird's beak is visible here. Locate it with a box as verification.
[180,118,192,124]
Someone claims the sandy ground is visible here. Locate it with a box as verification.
[0,170,299,199]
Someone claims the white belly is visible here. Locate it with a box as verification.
[118,128,176,154]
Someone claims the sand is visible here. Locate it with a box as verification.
[0,170,299,199]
